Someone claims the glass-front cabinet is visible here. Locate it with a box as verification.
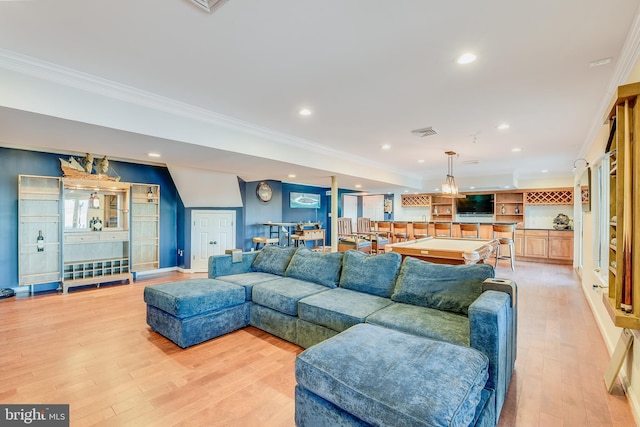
[18,175,160,294]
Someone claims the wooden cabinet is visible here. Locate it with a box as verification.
[520,229,573,264]
[524,230,548,258]
[18,175,62,289]
[604,82,640,329]
[548,230,573,261]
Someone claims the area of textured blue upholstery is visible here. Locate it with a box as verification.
[298,288,392,333]
[365,302,470,346]
[284,248,344,288]
[338,250,401,297]
[251,245,297,275]
[296,319,340,349]
[296,324,489,427]
[391,257,494,315]
[146,302,249,348]
[249,303,298,343]
[469,290,511,420]
[209,251,257,278]
[252,278,330,316]
[295,385,369,427]
[213,272,281,300]
[143,279,245,318]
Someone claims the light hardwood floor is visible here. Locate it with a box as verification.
[0,262,636,426]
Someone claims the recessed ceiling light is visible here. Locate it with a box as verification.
[541,169,548,173]
[434,188,441,192]
[288,174,296,178]
[355,184,362,189]
[469,186,476,190]
[511,148,521,152]
[404,189,409,193]
[418,159,424,163]
[381,144,391,150]
[497,123,510,130]
[456,53,477,65]
[504,185,510,189]
[299,108,312,116]
[148,153,161,158]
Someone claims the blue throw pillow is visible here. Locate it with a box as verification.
[284,248,343,288]
[339,250,402,298]
[391,257,495,315]
[251,245,296,276]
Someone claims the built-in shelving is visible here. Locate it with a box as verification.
[131,184,160,272]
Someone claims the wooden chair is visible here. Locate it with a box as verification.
[493,224,516,270]
[358,217,389,253]
[412,222,430,239]
[392,221,410,243]
[337,218,371,253]
[460,223,480,239]
[434,222,452,237]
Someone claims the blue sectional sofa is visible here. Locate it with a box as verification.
[208,245,517,425]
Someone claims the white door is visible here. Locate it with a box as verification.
[362,195,384,221]
[191,210,236,272]
[343,195,358,230]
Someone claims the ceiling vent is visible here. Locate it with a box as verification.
[411,127,438,137]
[189,0,228,13]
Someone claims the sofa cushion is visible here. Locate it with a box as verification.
[214,272,281,300]
[296,323,489,427]
[391,257,494,315]
[251,245,296,276]
[252,278,330,316]
[298,288,392,333]
[366,302,470,346]
[143,278,244,318]
[339,250,401,298]
[285,248,343,288]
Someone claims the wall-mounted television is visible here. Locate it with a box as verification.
[455,194,494,215]
[290,192,321,209]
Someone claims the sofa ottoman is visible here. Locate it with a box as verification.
[295,323,496,427]
[144,278,249,348]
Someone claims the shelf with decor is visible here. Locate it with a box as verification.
[131,184,160,272]
[603,81,640,330]
[494,192,524,224]
[430,195,454,221]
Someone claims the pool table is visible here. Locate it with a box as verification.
[386,237,498,265]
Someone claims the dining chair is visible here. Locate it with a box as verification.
[337,218,371,253]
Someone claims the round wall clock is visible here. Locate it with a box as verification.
[256,181,273,202]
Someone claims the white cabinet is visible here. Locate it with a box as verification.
[17,175,161,293]
[18,175,61,288]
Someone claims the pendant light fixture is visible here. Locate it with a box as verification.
[441,151,462,197]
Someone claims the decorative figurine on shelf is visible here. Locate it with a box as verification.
[96,156,110,174]
[92,217,103,231]
[83,153,94,173]
[434,206,439,216]
[515,205,520,214]
[501,204,506,215]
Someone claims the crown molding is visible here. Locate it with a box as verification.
[0,48,419,182]
[579,4,640,158]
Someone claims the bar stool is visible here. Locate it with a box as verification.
[493,224,516,271]
[460,223,480,239]
[413,222,430,238]
[434,222,452,237]
[392,222,410,242]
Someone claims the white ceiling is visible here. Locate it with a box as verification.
[0,0,639,193]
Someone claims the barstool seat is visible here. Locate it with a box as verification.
[460,223,480,239]
[252,237,279,250]
[434,222,452,237]
[493,224,516,270]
